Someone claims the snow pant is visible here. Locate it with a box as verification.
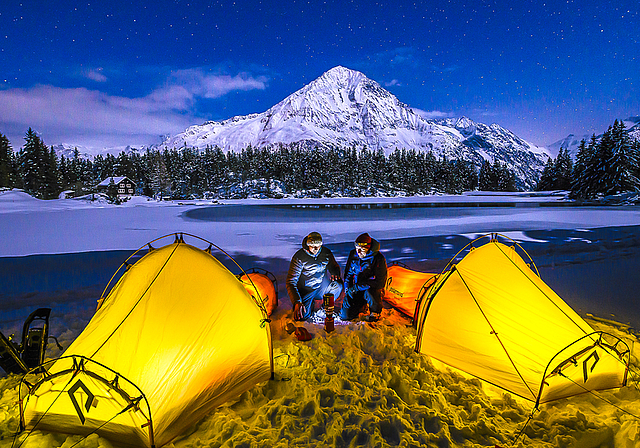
[297,276,343,321]
[339,287,382,321]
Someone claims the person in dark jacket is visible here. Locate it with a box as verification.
[339,233,387,322]
[286,232,343,321]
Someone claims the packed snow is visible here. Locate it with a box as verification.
[1,189,640,448]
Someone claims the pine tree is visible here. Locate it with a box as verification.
[594,126,615,196]
[105,178,121,204]
[0,132,14,188]
[576,135,600,199]
[434,156,452,193]
[18,128,47,197]
[633,139,640,184]
[149,151,172,198]
[448,159,477,193]
[554,148,573,190]
[114,151,135,178]
[58,154,70,191]
[536,157,556,191]
[494,161,517,192]
[42,146,61,199]
[607,119,639,194]
[478,160,494,191]
[570,139,589,199]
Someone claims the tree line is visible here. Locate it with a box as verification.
[1,129,524,200]
[536,120,640,199]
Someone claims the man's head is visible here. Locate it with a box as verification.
[355,233,372,259]
[306,232,323,255]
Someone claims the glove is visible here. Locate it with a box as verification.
[293,302,306,320]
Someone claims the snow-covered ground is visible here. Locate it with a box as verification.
[2,189,640,447]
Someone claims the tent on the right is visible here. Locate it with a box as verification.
[415,234,630,406]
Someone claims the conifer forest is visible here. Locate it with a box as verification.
[1,119,639,202]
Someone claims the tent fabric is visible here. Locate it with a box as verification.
[382,264,437,318]
[415,240,629,404]
[21,240,273,447]
[238,271,278,316]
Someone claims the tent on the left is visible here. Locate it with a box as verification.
[18,234,273,448]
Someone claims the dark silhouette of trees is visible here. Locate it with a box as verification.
[1,131,539,199]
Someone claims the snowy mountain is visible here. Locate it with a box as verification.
[546,134,592,159]
[51,143,144,160]
[159,66,550,189]
[625,116,640,142]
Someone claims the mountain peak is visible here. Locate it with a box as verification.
[454,117,477,136]
[320,65,365,80]
[304,66,370,94]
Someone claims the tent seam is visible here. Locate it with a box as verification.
[494,243,590,336]
[415,269,454,352]
[89,243,180,359]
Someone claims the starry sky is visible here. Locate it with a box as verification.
[0,0,638,151]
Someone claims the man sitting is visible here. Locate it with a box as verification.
[286,232,343,321]
[339,233,387,322]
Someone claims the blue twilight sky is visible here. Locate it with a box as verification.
[0,0,638,150]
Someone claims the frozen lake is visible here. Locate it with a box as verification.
[2,199,640,337]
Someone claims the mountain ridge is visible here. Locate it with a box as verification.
[159,66,550,189]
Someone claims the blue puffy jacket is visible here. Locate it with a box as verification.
[344,238,387,294]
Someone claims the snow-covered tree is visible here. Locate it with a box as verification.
[149,151,172,198]
[537,148,572,191]
[478,160,494,191]
[495,161,517,192]
[536,157,557,191]
[42,146,60,199]
[606,119,639,195]
[16,130,60,198]
[571,135,599,199]
[554,148,573,190]
[570,139,589,198]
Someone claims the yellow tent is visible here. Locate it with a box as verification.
[19,234,273,448]
[415,234,629,405]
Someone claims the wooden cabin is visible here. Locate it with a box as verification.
[96,176,135,197]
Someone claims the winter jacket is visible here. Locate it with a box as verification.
[344,238,387,294]
[286,235,342,305]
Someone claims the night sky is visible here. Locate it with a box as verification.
[1,0,638,150]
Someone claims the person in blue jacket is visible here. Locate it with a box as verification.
[339,233,387,322]
[286,232,343,321]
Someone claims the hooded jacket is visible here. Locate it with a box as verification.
[286,235,341,305]
[344,237,387,293]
